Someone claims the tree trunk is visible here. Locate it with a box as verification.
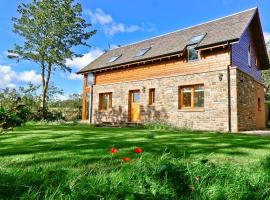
[40,63,52,118]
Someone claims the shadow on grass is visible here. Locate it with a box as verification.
[0,124,270,167]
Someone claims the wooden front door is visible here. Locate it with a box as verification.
[129,90,140,122]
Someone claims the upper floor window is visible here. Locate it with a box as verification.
[179,84,204,110]
[248,45,252,67]
[187,45,199,62]
[149,88,155,105]
[99,93,112,111]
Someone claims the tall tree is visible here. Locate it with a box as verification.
[8,0,96,117]
[262,40,270,99]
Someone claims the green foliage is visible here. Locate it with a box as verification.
[8,0,96,115]
[262,39,270,99]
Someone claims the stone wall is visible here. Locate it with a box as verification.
[237,69,266,131]
[92,69,238,132]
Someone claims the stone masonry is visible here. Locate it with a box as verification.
[92,69,239,132]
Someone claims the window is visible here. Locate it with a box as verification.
[149,88,155,105]
[188,34,206,45]
[109,55,121,63]
[258,98,261,111]
[179,84,204,110]
[99,93,112,111]
[248,45,252,67]
[135,47,151,57]
[187,45,199,62]
[132,92,140,103]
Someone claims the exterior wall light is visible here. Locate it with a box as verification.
[142,86,146,93]
[219,73,223,81]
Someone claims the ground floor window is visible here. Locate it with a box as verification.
[99,93,112,111]
[149,88,155,105]
[179,84,204,109]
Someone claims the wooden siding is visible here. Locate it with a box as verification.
[232,27,262,82]
[82,74,91,121]
[94,48,230,85]
[255,81,266,129]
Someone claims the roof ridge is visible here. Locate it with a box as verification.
[114,7,258,50]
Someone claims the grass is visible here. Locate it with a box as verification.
[0,124,270,199]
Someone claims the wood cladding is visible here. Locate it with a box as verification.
[232,27,262,82]
[94,49,230,85]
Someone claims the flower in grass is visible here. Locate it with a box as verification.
[122,157,131,163]
[110,148,118,155]
[134,148,143,154]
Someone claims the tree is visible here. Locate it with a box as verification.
[8,0,96,117]
[262,40,270,99]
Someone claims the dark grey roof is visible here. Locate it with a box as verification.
[79,8,257,73]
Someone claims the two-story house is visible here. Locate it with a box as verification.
[78,8,269,132]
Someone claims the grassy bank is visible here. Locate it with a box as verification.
[0,125,270,199]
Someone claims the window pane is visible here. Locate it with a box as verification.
[188,34,206,45]
[133,92,140,103]
[182,87,191,107]
[194,85,204,108]
[188,46,198,61]
[149,89,155,105]
[135,47,151,57]
[109,55,121,63]
[103,94,108,110]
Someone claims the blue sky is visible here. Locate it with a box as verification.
[1,0,270,98]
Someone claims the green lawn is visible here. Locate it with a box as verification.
[0,124,270,199]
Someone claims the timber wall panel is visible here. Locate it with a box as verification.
[94,49,230,85]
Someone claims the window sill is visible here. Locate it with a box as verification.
[178,108,204,112]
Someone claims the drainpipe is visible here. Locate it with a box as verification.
[227,43,232,133]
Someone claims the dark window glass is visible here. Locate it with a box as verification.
[188,45,199,62]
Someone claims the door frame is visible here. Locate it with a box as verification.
[128,90,141,122]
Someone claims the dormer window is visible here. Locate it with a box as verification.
[187,34,206,62]
[109,55,121,63]
[135,47,151,57]
[187,45,199,62]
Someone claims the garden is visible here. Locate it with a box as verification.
[1,124,270,199]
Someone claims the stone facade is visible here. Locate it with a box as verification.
[237,69,266,131]
[92,69,240,132]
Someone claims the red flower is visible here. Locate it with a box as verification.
[110,148,118,155]
[134,148,143,154]
[122,157,131,162]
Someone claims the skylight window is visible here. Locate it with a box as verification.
[135,47,151,57]
[109,55,121,63]
[188,34,206,45]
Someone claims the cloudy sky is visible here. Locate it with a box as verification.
[0,0,270,96]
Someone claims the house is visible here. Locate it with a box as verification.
[78,8,269,132]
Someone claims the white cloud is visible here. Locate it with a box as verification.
[67,73,83,80]
[52,93,70,101]
[66,48,103,70]
[17,70,42,85]
[88,8,113,25]
[264,32,270,43]
[104,23,141,36]
[0,65,41,89]
[88,8,147,36]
